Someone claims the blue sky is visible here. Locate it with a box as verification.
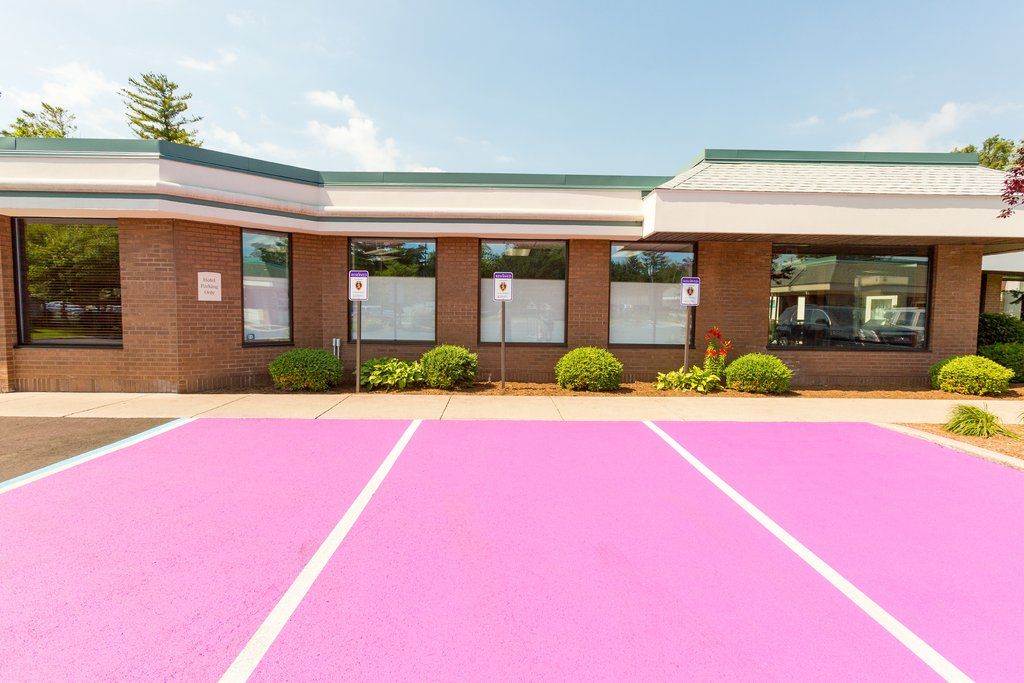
[1,0,1019,174]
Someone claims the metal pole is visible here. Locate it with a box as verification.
[500,300,506,391]
[355,300,362,393]
[682,306,691,371]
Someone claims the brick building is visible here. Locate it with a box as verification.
[1,139,1021,392]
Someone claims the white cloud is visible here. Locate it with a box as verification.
[178,50,238,72]
[304,92,439,171]
[791,115,821,129]
[201,123,255,155]
[4,62,123,136]
[849,101,1023,152]
[840,107,879,122]
[305,90,363,117]
[306,118,400,171]
[226,11,259,27]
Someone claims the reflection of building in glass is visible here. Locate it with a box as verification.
[769,252,929,349]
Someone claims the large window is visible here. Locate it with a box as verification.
[610,242,694,345]
[242,230,291,344]
[14,220,122,346]
[480,240,566,343]
[349,239,436,341]
[769,247,931,350]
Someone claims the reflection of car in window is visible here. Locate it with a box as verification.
[773,305,859,346]
[860,307,926,347]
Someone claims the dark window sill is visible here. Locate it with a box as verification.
[242,341,294,348]
[477,341,569,348]
[767,345,930,353]
[16,343,124,350]
[347,339,436,345]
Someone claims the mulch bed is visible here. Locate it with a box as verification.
[906,423,1024,460]
[213,382,1024,400]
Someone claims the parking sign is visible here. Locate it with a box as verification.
[349,270,369,301]
[493,272,513,301]
[680,276,701,306]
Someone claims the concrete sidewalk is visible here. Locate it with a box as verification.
[1,391,1023,423]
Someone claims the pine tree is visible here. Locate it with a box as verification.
[120,72,202,146]
[2,102,76,138]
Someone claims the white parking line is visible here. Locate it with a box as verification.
[220,418,423,682]
[0,418,194,495]
[644,421,971,683]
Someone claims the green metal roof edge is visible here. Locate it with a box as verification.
[680,148,980,171]
[0,137,670,190]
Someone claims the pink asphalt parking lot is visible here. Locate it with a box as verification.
[1,418,1022,680]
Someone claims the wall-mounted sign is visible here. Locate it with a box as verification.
[348,270,369,301]
[680,276,701,306]
[198,272,222,301]
[493,272,513,301]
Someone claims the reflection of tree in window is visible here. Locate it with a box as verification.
[351,241,436,277]
[22,223,122,342]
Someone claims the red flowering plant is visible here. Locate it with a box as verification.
[999,143,1024,218]
[703,326,732,377]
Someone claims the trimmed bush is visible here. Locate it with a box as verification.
[555,347,623,391]
[360,357,424,391]
[928,356,959,389]
[978,313,1024,346]
[268,348,341,391]
[945,404,1017,439]
[420,345,478,389]
[978,343,1024,382]
[934,355,1013,396]
[724,353,792,394]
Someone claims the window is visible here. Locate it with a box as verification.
[480,240,566,343]
[769,247,931,350]
[609,242,694,345]
[1002,279,1023,319]
[242,230,291,344]
[14,219,122,346]
[349,239,436,342]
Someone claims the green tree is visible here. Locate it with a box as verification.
[120,72,202,145]
[1,102,76,138]
[952,134,1020,170]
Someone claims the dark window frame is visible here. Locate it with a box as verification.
[767,244,934,353]
[346,237,438,344]
[241,227,294,347]
[12,217,125,349]
[477,238,570,347]
[607,241,697,349]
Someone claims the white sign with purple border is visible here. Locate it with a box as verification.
[348,270,369,301]
[493,272,513,302]
[680,276,701,306]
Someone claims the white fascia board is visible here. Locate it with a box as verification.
[0,195,644,239]
[0,154,645,224]
[643,189,1024,239]
[983,251,1024,272]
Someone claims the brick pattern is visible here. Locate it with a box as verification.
[0,219,992,391]
[982,273,1004,314]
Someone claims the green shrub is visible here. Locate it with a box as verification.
[360,357,424,391]
[268,348,341,391]
[944,404,1017,438]
[978,313,1024,346]
[978,343,1024,382]
[420,345,478,389]
[655,366,721,394]
[935,355,1014,396]
[929,356,959,389]
[724,353,793,394]
[555,347,623,391]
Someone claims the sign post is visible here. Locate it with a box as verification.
[348,270,369,393]
[680,276,701,371]
[493,272,513,390]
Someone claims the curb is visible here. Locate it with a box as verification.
[874,423,1024,472]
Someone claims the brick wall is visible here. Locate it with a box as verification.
[982,273,1003,314]
[0,218,991,391]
